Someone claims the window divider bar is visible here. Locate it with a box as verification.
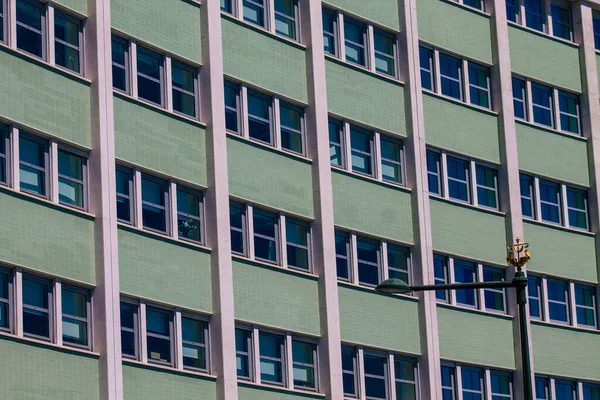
[549,378,557,400]
[388,352,397,399]
[381,241,389,281]
[541,275,550,321]
[455,364,464,400]
[130,42,139,99]
[568,280,577,328]
[273,97,281,150]
[8,0,16,48]
[47,4,55,65]
[279,213,288,268]
[469,160,478,207]
[15,269,23,337]
[165,56,174,113]
[175,310,184,370]
[484,368,492,400]
[54,280,63,346]
[577,381,585,399]
[139,302,148,363]
[241,85,250,139]
[462,59,470,105]
[545,0,553,35]
[534,177,542,221]
[50,139,59,203]
[285,333,294,388]
[560,184,569,227]
[518,0,526,25]
[234,0,243,18]
[357,347,366,399]
[252,327,261,384]
[434,49,442,96]
[343,121,352,172]
[267,0,275,33]
[553,88,561,131]
[477,263,485,311]
[247,204,255,260]
[374,132,383,181]
[134,168,143,228]
[526,80,534,124]
[367,23,375,72]
[337,12,345,60]
[350,233,359,285]
[10,126,19,191]
[448,257,456,306]
[169,180,178,240]
[441,152,449,199]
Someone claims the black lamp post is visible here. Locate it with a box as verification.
[375,239,533,400]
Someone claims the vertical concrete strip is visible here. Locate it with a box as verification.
[301,1,344,398]
[86,0,124,398]
[199,2,239,400]
[400,0,442,398]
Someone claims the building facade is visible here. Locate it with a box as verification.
[0,0,599,398]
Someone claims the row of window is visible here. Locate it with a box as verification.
[4,0,83,73]
[322,7,399,79]
[115,165,205,243]
[441,363,513,400]
[0,268,91,349]
[229,201,312,272]
[335,230,411,287]
[528,274,598,329]
[0,125,88,210]
[419,46,492,110]
[224,80,306,155]
[520,174,588,230]
[512,76,580,135]
[329,118,405,185]
[220,0,300,42]
[111,35,199,118]
[506,0,574,42]
[427,148,499,210]
[536,375,600,400]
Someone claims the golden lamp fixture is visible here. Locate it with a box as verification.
[506,238,531,270]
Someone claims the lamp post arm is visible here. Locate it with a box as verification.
[409,280,516,292]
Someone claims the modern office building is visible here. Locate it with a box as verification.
[0,0,600,398]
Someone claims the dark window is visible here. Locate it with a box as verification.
[527,275,542,320]
[247,91,272,144]
[461,367,484,399]
[329,119,344,167]
[0,0,4,42]
[259,332,284,384]
[120,302,138,358]
[441,365,456,400]
[468,64,490,109]
[357,236,379,286]
[137,47,163,106]
[381,136,403,184]
[181,317,207,371]
[387,244,409,283]
[594,18,600,50]
[454,260,477,307]
[420,46,434,91]
[524,0,544,31]
[141,175,168,233]
[22,275,50,340]
[547,279,569,323]
[483,266,505,312]
[0,270,10,331]
[575,284,596,327]
[172,63,197,118]
[335,231,350,281]
[512,77,527,120]
[112,36,128,92]
[567,187,587,229]
[19,134,47,197]
[146,307,173,365]
[280,102,303,154]
[230,202,246,255]
[54,12,81,73]
[446,156,469,202]
[235,328,252,378]
[434,254,448,301]
[220,0,233,13]
[322,9,337,56]
[583,384,600,400]
[476,165,497,209]
[551,4,572,41]
[253,209,278,263]
[539,180,561,224]
[374,29,395,77]
[286,218,309,270]
[61,286,89,347]
[558,91,579,135]
[395,358,417,400]
[243,0,265,27]
[364,353,388,399]
[292,340,316,389]
[224,82,240,133]
[531,83,553,128]
[16,0,44,58]
[535,377,550,400]
[506,0,519,22]
[439,53,462,100]
[426,150,441,195]
[344,18,366,66]
[342,346,358,396]
[350,125,373,176]
[116,166,133,223]
[274,0,298,40]
[58,149,85,209]
[519,174,534,218]
[177,188,202,243]
[0,125,8,185]
[464,0,484,11]
[555,380,576,400]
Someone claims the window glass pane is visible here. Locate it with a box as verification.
[286,219,309,270]
[221,0,232,13]
[531,84,553,127]
[54,14,80,73]
[551,5,571,40]
[464,0,483,10]
[357,237,379,286]
[387,244,408,282]
[374,30,395,76]
[434,255,448,301]
[439,54,462,100]
[275,0,296,39]
[137,49,163,105]
[520,175,534,218]
[247,92,271,143]
[16,0,43,57]
[524,0,544,31]
[19,136,46,196]
[112,37,127,91]
[447,157,469,202]
[461,368,483,400]
[555,380,576,400]
[483,267,505,311]
[259,332,283,383]
[230,202,245,254]
[381,138,402,183]
[58,150,84,207]
[243,0,265,27]
[142,177,167,232]
[235,328,251,377]
[427,150,440,194]
[146,308,171,364]
[567,187,587,229]
[0,272,8,329]
[442,366,455,400]
[335,231,349,280]
[547,279,569,323]
[345,20,365,66]
[280,103,303,154]
[177,189,201,242]
[322,10,337,56]
[454,260,476,306]
[395,359,417,400]
[292,340,315,389]
[536,377,549,399]
[182,317,206,370]
[595,19,600,51]
[254,210,277,262]
[116,169,131,222]
[62,288,86,318]
[506,0,519,22]
[172,64,196,117]
[120,303,137,357]
[342,347,357,395]
[350,126,373,175]
[491,372,511,398]
[364,354,387,399]
[539,180,561,224]
[512,78,526,119]
[420,47,434,91]
[224,83,239,132]
[469,64,490,108]
[22,277,50,338]
[329,119,343,167]
[575,284,596,327]
[476,165,497,209]
[528,276,542,319]
[583,385,600,400]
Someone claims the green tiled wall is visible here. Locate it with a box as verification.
[0,338,99,399]
[524,221,597,283]
[238,383,323,400]
[0,48,91,147]
[423,93,500,163]
[221,17,307,103]
[532,323,600,381]
[438,306,515,369]
[0,191,95,283]
[326,59,405,135]
[55,0,87,14]
[118,228,213,311]
[227,137,314,218]
[509,25,581,92]
[323,0,400,30]
[338,285,421,354]
[111,0,202,63]
[332,171,413,243]
[232,259,321,335]
[516,123,589,187]
[114,96,207,186]
[417,0,493,63]
[430,198,507,264]
[123,364,217,400]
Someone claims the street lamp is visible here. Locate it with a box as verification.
[375,239,533,400]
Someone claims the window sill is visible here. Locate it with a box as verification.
[324,54,404,86]
[422,90,498,117]
[507,21,578,49]
[514,119,586,142]
[330,165,411,194]
[439,0,491,18]
[437,302,514,320]
[522,217,594,237]
[0,330,100,358]
[231,254,319,281]
[122,358,218,380]
[226,131,313,164]
[116,222,213,253]
[530,319,600,335]
[337,279,419,302]
[429,195,505,217]
[238,380,325,397]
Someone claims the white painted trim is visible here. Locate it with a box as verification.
[337,13,345,61]
[235,0,243,18]
[553,88,560,130]
[357,347,366,399]
[456,364,464,400]
[367,23,375,72]
[15,269,22,337]
[130,41,139,99]
[541,275,550,321]
[241,85,250,139]
[470,160,478,207]
[47,4,55,65]
[252,327,261,384]
[577,381,585,400]
[273,97,281,150]
[8,0,16,48]
[247,204,255,260]
[169,180,178,240]
[374,132,382,181]
[279,213,288,268]
[448,257,456,305]
[343,121,352,171]
[477,262,485,310]
[388,353,396,400]
[49,139,59,203]
[285,333,294,388]
[434,49,442,95]
[545,0,552,36]
[549,377,557,400]
[139,302,148,363]
[462,59,470,105]
[534,177,542,221]
[10,126,19,191]
[350,232,359,284]
[568,280,577,328]
[134,168,143,228]
[175,311,184,370]
[267,0,275,33]
[165,56,174,113]
[381,241,389,281]
[441,152,449,199]
[484,368,492,400]
[54,280,63,346]
[526,80,534,124]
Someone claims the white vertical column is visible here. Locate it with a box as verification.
[337,13,346,61]
[388,353,397,400]
[49,139,59,203]
[350,233,359,284]
[54,280,63,346]
[130,42,138,99]
[241,85,250,139]
[541,276,550,321]
[367,23,376,72]
[252,327,261,384]
[47,4,55,65]
[343,121,352,171]
[15,269,23,337]
[285,333,294,388]
[568,281,577,327]
[175,311,184,370]
[448,257,457,306]
[381,241,389,281]
[8,0,16,48]
[470,160,478,207]
[169,180,178,240]
[133,169,143,227]
[247,204,255,259]
[273,97,281,150]
[462,59,470,104]
[139,303,147,363]
[374,132,383,181]
[279,213,287,267]
[476,263,485,309]
[11,126,20,191]
[165,56,173,113]
[561,184,569,227]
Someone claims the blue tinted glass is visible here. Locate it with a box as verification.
[447,157,469,201]
[524,0,544,31]
[462,368,482,391]
[427,151,440,194]
[243,0,265,27]
[434,255,447,301]
[512,78,526,119]
[555,380,575,400]
[520,175,533,217]
[595,19,600,50]
[506,0,519,22]
[454,261,476,306]
[536,378,549,399]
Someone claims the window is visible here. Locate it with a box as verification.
[146,307,173,365]
[253,209,278,263]
[221,0,233,13]
[558,91,579,135]
[137,47,164,106]
[524,0,545,31]
[181,317,208,371]
[490,371,512,400]
[476,165,498,209]
[350,126,373,176]
[512,78,527,120]
[141,175,168,233]
[116,167,133,223]
[439,54,462,100]
[547,279,569,323]
[230,202,246,255]
[434,255,448,302]
[344,18,366,67]
[19,135,47,197]
[539,180,561,224]
[54,12,81,73]
[380,136,403,184]
[374,29,396,77]
[224,82,240,133]
[575,284,596,327]
[446,156,469,202]
[0,0,4,42]
[286,219,310,271]
[22,275,51,340]
[120,302,138,358]
[58,149,86,209]
[583,384,600,400]
[594,18,600,51]
[454,260,477,307]
[247,91,272,144]
[61,286,89,348]
[342,346,358,396]
[441,365,456,400]
[555,380,576,400]
[0,125,8,185]
[112,36,128,92]
[235,328,252,379]
[244,0,265,27]
[280,102,303,154]
[335,231,350,281]
[528,275,542,320]
[259,332,284,385]
[567,187,587,229]
[364,353,388,399]
[329,119,344,167]
[519,174,534,218]
[551,4,571,40]
[356,236,380,286]
[483,266,505,312]
[177,188,202,243]
[16,0,44,58]
[292,340,317,390]
[274,0,298,40]
[463,0,484,11]
[468,64,490,109]
[426,150,441,195]
[506,0,519,23]
[172,63,197,118]
[531,83,553,128]
[395,358,417,400]
[420,46,434,91]
[535,377,549,399]
[387,244,409,283]
[461,367,484,400]
[322,9,337,56]
[0,270,9,331]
